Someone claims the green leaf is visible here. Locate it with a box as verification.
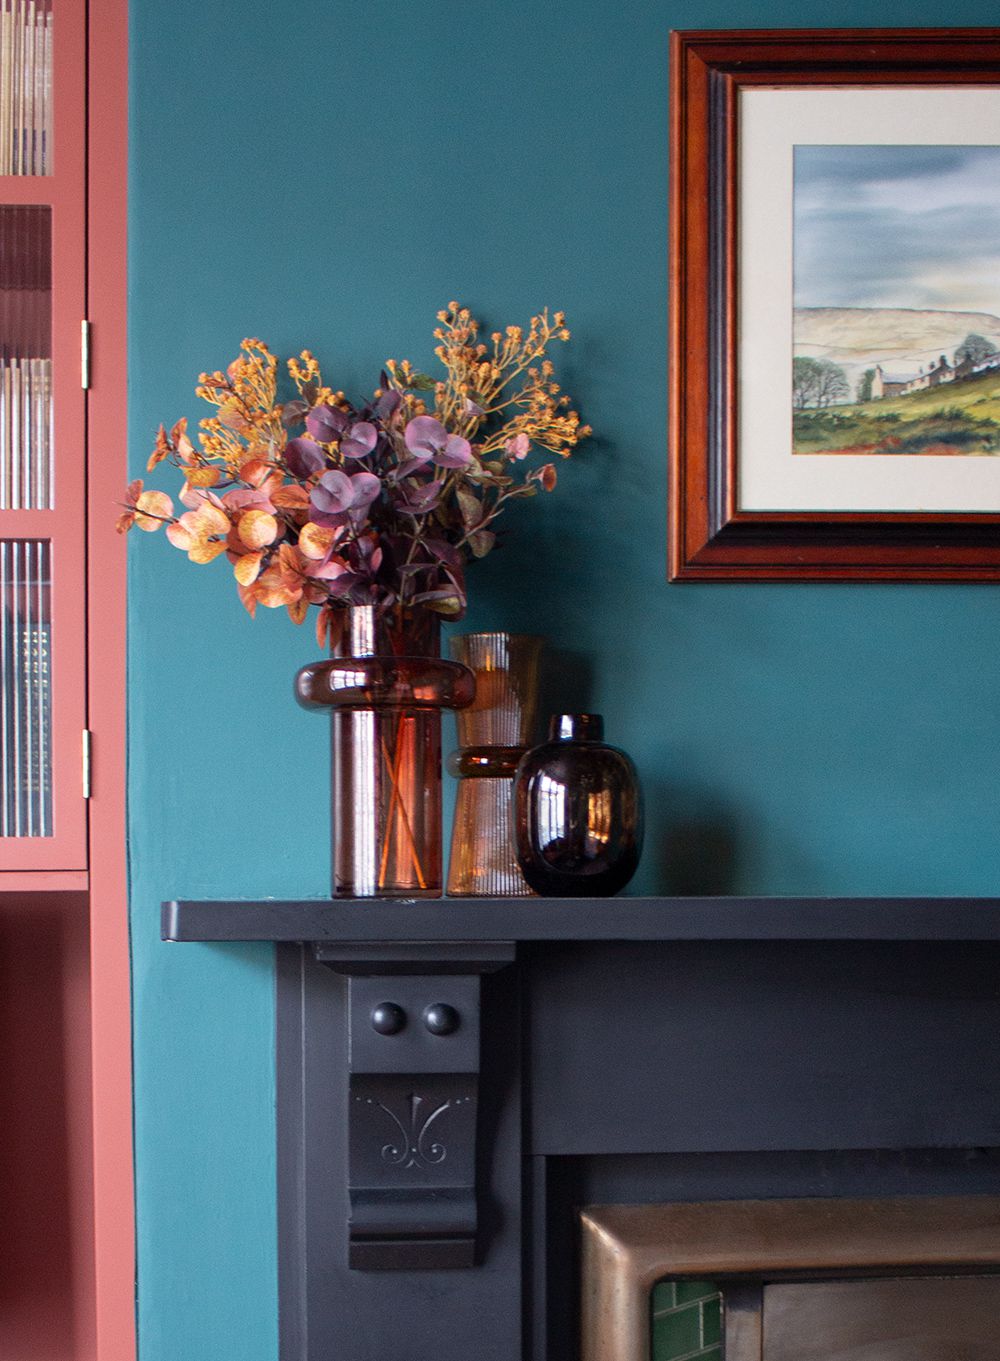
[406,372,437,392]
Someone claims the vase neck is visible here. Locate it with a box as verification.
[334,604,441,659]
[549,713,604,742]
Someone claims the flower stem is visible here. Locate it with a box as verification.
[377,714,427,891]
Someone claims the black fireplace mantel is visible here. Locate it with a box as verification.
[161,896,1000,1361]
[163,894,1000,944]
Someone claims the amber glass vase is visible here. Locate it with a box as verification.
[295,605,475,897]
[446,633,543,897]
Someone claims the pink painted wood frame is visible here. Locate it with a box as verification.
[87,0,136,1355]
[0,0,88,870]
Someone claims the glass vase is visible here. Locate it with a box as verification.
[446,632,543,897]
[513,713,644,896]
[295,604,475,898]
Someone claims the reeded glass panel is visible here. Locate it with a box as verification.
[0,204,52,508]
[652,1280,722,1361]
[0,0,53,174]
[1,538,52,836]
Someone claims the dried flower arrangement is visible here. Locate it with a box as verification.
[119,303,590,647]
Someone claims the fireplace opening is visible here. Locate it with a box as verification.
[581,1196,1000,1361]
[652,1280,720,1361]
[651,1276,1000,1361]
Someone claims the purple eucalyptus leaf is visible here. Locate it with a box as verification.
[306,404,349,443]
[347,534,383,574]
[311,469,355,515]
[285,436,326,478]
[281,398,310,429]
[375,390,401,419]
[392,456,429,479]
[308,506,351,530]
[308,558,352,582]
[397,478,443,513]
[341,421,378,460]
[434,433,473,468]
[423,537,461,566]
[404,415,448,458]
[348,471,381,509]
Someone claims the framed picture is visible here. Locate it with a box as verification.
[669,29,1000,580]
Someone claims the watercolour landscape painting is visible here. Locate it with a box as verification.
[792,145,1000,458]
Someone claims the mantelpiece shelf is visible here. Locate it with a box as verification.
[162,894,1000,944]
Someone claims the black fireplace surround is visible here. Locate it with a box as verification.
[162,896,1000,1361]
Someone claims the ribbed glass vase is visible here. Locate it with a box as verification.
[446,632,543,897]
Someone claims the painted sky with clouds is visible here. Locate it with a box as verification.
[794,145,1000,315]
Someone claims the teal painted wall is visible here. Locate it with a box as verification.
[129,2,1000,1356]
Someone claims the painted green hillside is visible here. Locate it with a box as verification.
[793,367,1000,456]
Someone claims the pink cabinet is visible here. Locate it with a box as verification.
[0,4,134,1357]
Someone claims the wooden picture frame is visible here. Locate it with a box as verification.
[669,29,1000,580]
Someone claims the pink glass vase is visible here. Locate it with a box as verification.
[295,605,475,897]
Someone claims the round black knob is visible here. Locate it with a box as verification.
[371,1002,406,1035]
[423,1003,459,1036]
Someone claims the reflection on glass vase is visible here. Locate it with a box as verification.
[446,632,543,897]
[295,604,475,897]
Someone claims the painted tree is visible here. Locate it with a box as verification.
[856,368,876,403]
[813,359,849,408]
[955,333,995,366]
[793,356,849,409]
[792,357,822,409]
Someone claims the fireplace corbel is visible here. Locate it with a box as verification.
[162,896,1000,1360]
[312,939,514,1269]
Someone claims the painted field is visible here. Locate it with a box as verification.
[793,368,1000,456]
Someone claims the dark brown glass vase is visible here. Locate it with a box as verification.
[513,714,643,896]
[295,605,475,897]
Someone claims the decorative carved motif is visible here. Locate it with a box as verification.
[353,1092,472,1170]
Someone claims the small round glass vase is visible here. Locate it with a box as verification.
[295,604,475,898]
[513,713,643,897]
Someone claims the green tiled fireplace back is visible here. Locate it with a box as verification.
[651,1281,722,1361]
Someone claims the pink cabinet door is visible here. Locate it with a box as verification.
[0,0,87,869]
